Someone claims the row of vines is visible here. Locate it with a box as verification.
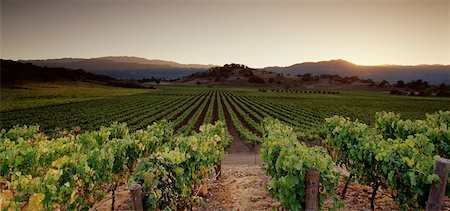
[1,87,449,210]
[0,120,230,210]
[256,111,449,210]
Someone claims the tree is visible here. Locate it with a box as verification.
[436,90,450,97]
[302,73,312,82]
[379,80,390,87]
[396,80,405,88]
[437,83,447,90]
[406,79,429,91]
[248,76,265,84]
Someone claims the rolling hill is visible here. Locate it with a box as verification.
[176,63,386,90]
[1,60,145,88]
[18,57,450,84]
[263,60,450,84]
[21,56,215,80]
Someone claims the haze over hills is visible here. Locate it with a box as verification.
[22,56,215,80]
[20,57,450,84]
[264,59,450,84]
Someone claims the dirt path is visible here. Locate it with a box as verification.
[92,101,450,211]
[190,91,280,210]
[194,152,281,211]
[91,152,277,211]
[92,152,450,211]
[193,93,280,210]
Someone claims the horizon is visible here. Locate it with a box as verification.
[1,0,449,68]
[6,56,449,68]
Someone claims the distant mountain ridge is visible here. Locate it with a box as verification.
[20,57,450,84]
[263,59,450,84]
[94,56,214,69]
[21,56,215,80]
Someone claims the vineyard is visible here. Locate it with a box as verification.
[2,87,450,134]
[1,86,450,210]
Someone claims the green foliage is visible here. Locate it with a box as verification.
[129,150,192,210]
[260,118,340,210]
[176,92,212,136]
[219,91,260,145]
[0,82,149,112]
[374,134,438,208]
[0,120,228,210]
[324,111,449,209]
[129,121,229,210]
[375,110,450,157]
[1,86,449,209]
[324,116,381,191]
[1,123,116,210]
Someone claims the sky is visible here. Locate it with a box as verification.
[1,0,449,68]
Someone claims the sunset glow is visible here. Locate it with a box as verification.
[2,0,449,67]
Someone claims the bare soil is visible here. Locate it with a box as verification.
[91,153,450,211]
[92,106,450,211]
[199,158,450,211]
[91,185,131,211]
[330,180,450,210]
[193,162,281,211]
[191,110,279,210]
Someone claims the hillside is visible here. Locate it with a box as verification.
[264,60,450,84]
[14,57,450,84]
[21,56,215,80]
[175,63,388,90]
[0,60,145,88]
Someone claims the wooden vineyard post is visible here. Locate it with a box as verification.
[129,184,143,211]
[426,158,450,211]
[216,162,222,178]
[306,168,320,211]
[200,172,208,197]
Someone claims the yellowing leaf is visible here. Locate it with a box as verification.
[143,172,151,181]
[192,145,198,151]
[27,193,45,211]
[51,156,69,168]
[53,203,61,210]
[49,169,60,176]
[20,177,29,188]
[0,190,14,209]
[69,187,78,204]
[88,195,95,204]
[405,139,415,148]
